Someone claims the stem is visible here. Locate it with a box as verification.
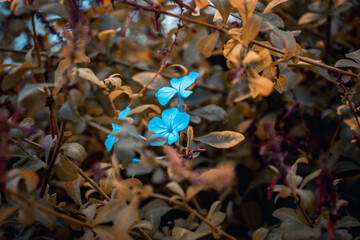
[105,91,118,117]
[324,0,333,62]
[149,193,237,240]
[178,95,183,112]
[64,156,111,201]
[4,188,89,227]
[30,9,59,136]
[21,137,44,150]
[40,121,66,198]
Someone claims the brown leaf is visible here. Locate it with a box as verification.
[263,0,287,13]
[241,14,262,46]
[197,31,220,58]
[247,68,274,98]
[230,0,258,24]
[210,0,231,22]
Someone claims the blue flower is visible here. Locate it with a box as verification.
[104,107,131,151]
[155,72,199,108]
[133,158,140,164]
[148,108,190,145]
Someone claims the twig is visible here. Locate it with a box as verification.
[21,137,44,150]
[4,188,89,227]
[127,12,184,108]
[64,156,111,201]
[149,193,237,240]
[40,121,66,197]
[30,9,59,136]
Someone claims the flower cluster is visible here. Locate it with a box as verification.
[149,72,198,144]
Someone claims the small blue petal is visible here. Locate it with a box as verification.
[171,72,198,92]
[148,117,167,133]
[179,89,193,98]
[167,130,179,144]
[105,135,119,151]
[173,112,190,131]
[155,87,177,105]
[119,107,131,119]
[133,158,140,164]
[161,108,179,128]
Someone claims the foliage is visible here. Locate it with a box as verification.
[1,0,360,239]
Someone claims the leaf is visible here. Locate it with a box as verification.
[20,170,39,192]
[74,68,100,86]
[2,62,36,91]
[334,59,360,69]
[248,68,274,98]
[230,0,258,24]
[195,131,245,148]
[100,167,116,194]
[93,199,126,226]
[210,0,231,22]
[61,142,87,165]
[280,219,321,240]
[271,29,297,59]
[197,31,219,58]
[64,177,82,205]
[39,2,67,18]
[129,220,153,231]
[98,28,121,46]
[194,0,209,9]
[114,203,137,233]
[274,74,288,93]
[190,104,227,121]
[131,72,168,90]
[241,14,262,46]
[54,154,79,181]
[300,169,321,189]
[207,200,221,220]
[252,227,268,240]
[129,104,162,115]
[186,185,203,202]
[31,200,57,230]
[298,12,323,25]
[272,207,309,226]
[0,206,20,223]
[335,216,360,228]
[345,49,360,64]
[166,182,185,199]
[264,0,288,13]
[17,83,54,102]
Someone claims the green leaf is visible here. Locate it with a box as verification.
[190,104,227,121]
[195,131,245,148]
[197,31,220,58]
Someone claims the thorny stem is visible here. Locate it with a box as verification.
[119,0,359,79]
[127,13,183,108]
[4,188,89,227]
[40,121,66,198]
[149,193,237,240]
[64,156,111,201]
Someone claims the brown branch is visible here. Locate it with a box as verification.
[40,121,66,197]
[4,188,89,227]
[149,193,237,240]
[64,156,111,201]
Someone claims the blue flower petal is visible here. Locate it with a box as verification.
[148,117,167,133]
[119,107,131,119]
[173,112,190,131]
[179,90,193,98]
[155,87,177,105]
[161,108,179,128]
[105,134,119,151]
[133,158,140,164]
[167,130,179,144]
[170,72,198,92]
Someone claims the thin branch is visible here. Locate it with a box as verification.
[4,188,89,227]
[64,156,111,201]
[40,121,66,197]
[149,193,237,240]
